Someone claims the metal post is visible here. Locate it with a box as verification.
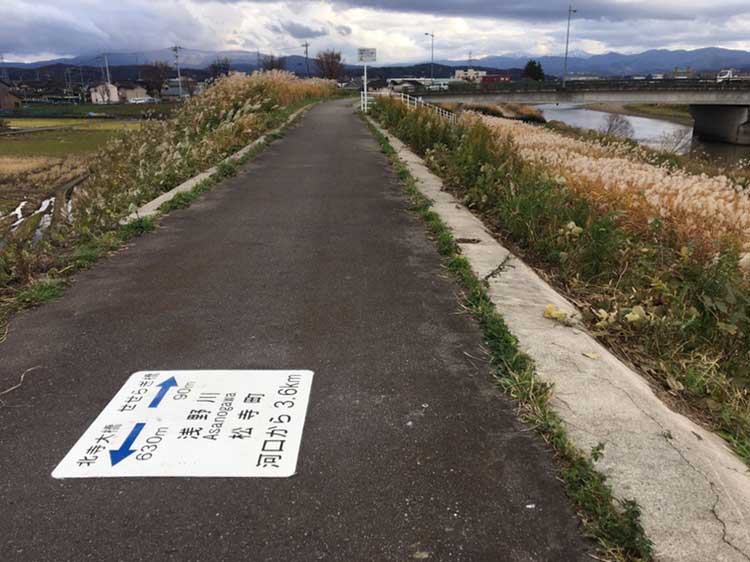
[563,4,577,88]
[431,34,434,80]
[363,61,368,112]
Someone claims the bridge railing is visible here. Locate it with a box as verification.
[423,78,750,97]
[361,90,458,124]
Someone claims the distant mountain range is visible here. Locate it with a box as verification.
[3,47,750,77]
[442,47,750,76]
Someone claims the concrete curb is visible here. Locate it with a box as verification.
[366,117,750,562]
[122,104,314,224]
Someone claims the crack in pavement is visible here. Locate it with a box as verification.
[603,375,750,560]
[0,365,43,408]
[483,255,514,281]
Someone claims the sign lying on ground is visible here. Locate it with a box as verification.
[52,370,314,478]
[358,48,377,63]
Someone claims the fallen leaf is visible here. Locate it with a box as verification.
[582,352,601,360]
[544,304,568,322]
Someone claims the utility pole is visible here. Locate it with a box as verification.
[468,50,472,70]
[563,4,577,88]
[79,65,85,104]
[301,41,310,77]
[425,32,435,80]
[0,54,9,83]
[257,50,261,71]
[104,53,112,84]
[172,46,183,99]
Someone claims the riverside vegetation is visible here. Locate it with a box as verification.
[369,96,750,465]
[363,112,653,562]
[0,71,335,326]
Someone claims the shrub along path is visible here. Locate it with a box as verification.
[0,99,591,561]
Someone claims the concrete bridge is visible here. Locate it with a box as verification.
[421,80,750,145]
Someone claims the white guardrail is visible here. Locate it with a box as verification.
[360,90,458,124]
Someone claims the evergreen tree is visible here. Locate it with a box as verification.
[522,60,545,81]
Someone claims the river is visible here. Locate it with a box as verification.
[536,103,750,165]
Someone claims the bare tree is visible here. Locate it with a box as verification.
[262,55,286,71]
[658,128,693,154]
[600,113,635,139]
[142,61,171,97]
[315,50,344,80]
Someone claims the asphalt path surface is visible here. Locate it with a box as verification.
[1,99,591,561]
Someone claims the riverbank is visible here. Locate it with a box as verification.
[370,96,750,467]
[584,102,694,126]
[367,96,750,562]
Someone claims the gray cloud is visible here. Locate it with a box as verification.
[330,0,750,23]
[3,0,750,62]
[1,0,220,57]
[269,20,329,38]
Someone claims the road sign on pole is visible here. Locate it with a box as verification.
[52,370,314,478]
[358,48,377,112]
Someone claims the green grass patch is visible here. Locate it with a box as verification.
[216,160,239,178]
[16,278,65,306]
[363,114,653,561]
[622,103,693,124]
[118,217,156,241]
[0,129,122,157]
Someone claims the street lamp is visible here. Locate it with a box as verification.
[425,32,435,81]
[563,4,577,88]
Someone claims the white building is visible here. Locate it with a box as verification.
[90,82,119,104]
[117,83,148,102]
[454,69,487,82]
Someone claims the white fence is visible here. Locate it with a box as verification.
[360,90,458,124]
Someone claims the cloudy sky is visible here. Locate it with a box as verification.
[4,0,750,63]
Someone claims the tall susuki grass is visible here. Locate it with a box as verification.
[371,96,750,463]
[75,71,335,234]
[1,71,334,291]
[481,115,750,262]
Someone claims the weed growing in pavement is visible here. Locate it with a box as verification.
[363,114,653,561]
[216,160,239,179]
[368,97,750,466]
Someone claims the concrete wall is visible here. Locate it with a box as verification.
[689,105,750,145]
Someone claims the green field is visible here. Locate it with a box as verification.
[0,122,138,157]
[8,102,176,119]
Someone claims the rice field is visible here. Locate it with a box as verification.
[5,118,141,131]
[1,71,335,291]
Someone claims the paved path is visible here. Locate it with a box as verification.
[0,100,590,562]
